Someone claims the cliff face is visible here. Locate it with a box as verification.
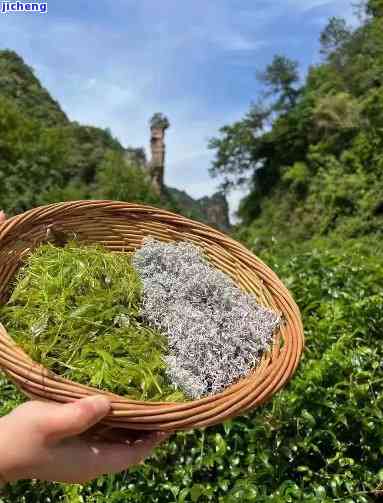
[167,188,230,231]
[197,192,230,232]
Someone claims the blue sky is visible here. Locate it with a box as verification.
[1,0,356,215]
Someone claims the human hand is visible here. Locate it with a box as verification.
[0,211,169,485]
[0,396,169,484]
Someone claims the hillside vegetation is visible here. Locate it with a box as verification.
[209,0,383,250]
[1,1,383,501]
[0,51,161,216]
[0,50,229,227]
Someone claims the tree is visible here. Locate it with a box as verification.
[320,17,351,58]
[150,113,170,130]
[256,55,300,111]
[352,1,369,22]
[313,93,362,133]
[366,0,383,16]
[0,96,77,214]
[208,104,270,190]
[95,151,160,205]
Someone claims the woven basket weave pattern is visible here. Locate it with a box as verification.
[0,201,304,431]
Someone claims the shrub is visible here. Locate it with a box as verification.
[1,238,382,502]
[282,162,310,195]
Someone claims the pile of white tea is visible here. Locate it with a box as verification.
[133,238,281,399]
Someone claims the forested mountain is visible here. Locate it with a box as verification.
[0,50,140,214]
[0,50,230,229]
[209,0,383,249]
[0,50,68,125]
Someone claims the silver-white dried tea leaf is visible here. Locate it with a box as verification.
[133,238,281,399]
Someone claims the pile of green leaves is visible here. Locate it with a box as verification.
[0,242,184,402]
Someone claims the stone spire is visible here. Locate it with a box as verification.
[149,113,170,195]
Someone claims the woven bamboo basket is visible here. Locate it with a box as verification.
[0,200,304,431]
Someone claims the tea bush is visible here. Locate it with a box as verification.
[1,237,382,502]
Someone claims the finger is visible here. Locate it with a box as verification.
[88,432,170,476]
[88,426,168,444]
[0,211,6,223]
[43,396,111,443]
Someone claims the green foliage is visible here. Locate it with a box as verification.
[320,17,351,58]
[313,92,362,133]
[0,96,77,213]
[150,113,170,130]
[208,104,271,191]
[367,0,383,17]
[203,16,383,498]
[0,91,139,215]
[282,162,310,195]
[95,151,160,205]
[205,10,383,495]
[208,120,260,190]
[2,239,383,501]
[67,123,124,184]
[0,242,184,402]
[36,181,92,206]
[257,55,300,111]
[0,50,157,217]
[209,1,383,241]
[0,50,67,126]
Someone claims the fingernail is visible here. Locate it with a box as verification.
[84,395,111,415]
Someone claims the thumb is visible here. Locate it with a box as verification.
[0,211,6,224]
[43,396,111,443]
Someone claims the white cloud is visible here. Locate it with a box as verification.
[288,0,333,11]
[211,32,267,52]
[287,0,357,23]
